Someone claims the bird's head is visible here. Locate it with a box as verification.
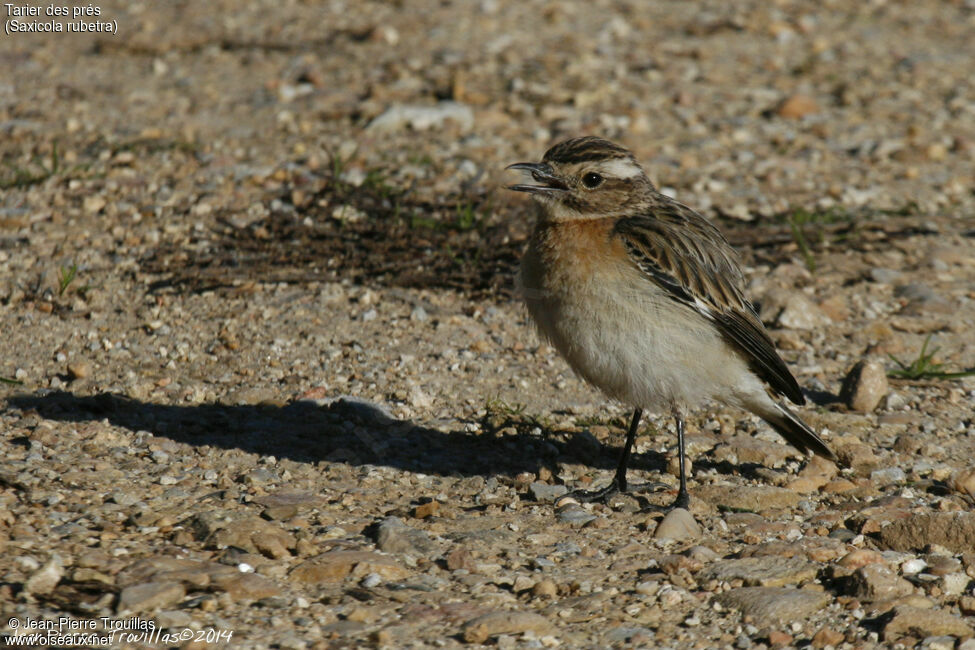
[506,136,654,220]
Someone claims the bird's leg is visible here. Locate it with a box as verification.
[567,408,669,503]
[670,411,691,510]
[612,406,642,492]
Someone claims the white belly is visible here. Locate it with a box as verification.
[521,264,756,411]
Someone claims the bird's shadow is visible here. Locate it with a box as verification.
[5,391,665,482]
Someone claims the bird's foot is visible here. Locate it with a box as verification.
[566,478,671,504]
[668,489,691,511]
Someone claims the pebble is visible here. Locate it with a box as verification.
[117,581,186,614]
[847,564,915,602]
[462,611,554,643]
[24,554,63,595]
[529,482,568,502]
[209,572,282,601]
[902,558,927,575]
[895,283,954,315]
[870,467,906,485]
[331,204,366,223]
[445,547,478,572]
[155,610,193,628]
[375,517,438,558]
[83,195,106,214]
[360,573,382,588]
[926,554,962,576]
[939,573,969,596]
[811,626,845,647]
[635,581,659,597]
[837,549,883,570]
[870,268,904,284]
[243,467,278,485]
[532,579,558,599]
[253,491,322,521]
[653,508,701,541]
[840,359,888,413]
[950,468,975,499]
[555,503,597,527]
[776,94,819,119]
[413,500,440,519]
[206,516,295,559]
[774,294,832,330]
[835,443,880,474]
[367,101,474,133]
[66,361,90,380]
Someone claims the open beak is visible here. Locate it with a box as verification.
[505,162,569,194]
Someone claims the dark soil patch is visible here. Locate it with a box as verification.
[140,177,931,298]
[141,177,529,298]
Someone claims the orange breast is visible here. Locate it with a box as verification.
[529,219,624,289]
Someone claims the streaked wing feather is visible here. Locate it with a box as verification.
[615,201,805,405]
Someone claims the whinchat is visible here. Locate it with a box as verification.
[507,136,835,509]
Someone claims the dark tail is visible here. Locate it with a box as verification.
[764,402,836,460]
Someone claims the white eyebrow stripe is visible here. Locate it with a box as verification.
[599,158,643,179]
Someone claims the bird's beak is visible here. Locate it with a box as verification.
[505,162,569,194]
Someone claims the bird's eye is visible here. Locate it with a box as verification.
[582,172,603,189]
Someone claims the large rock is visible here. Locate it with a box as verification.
[117,582,185,614]
[846,564,915,602]
[700,556,817,587]
[712,436,794,468]
[209,572,281,602]
[878,512,975,553]
[462,611,554,643]
[694,485,800,511]
[714,587,830,625]
[884,605,975,641]
[840,360,888,413]
[204,516,296,559]
[253,491,324,520]
[289,551,409,585]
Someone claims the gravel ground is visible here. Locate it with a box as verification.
[2,1,975,648]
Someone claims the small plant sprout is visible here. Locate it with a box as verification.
[57,263,78,297]
[456,202,479,231]
[787,212,816,273]
[888,335,975,380]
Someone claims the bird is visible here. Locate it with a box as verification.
[506,136,835,509]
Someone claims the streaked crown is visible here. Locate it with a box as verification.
[542,136,634,165]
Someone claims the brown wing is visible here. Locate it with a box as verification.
[614,199,805,405]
